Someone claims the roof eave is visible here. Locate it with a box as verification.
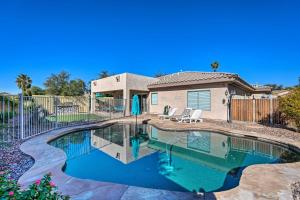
[147,78,235,89]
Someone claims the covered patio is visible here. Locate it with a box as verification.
[91,73,157,116]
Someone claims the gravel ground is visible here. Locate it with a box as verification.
[205,119,300,142]
[0,141,34,180]
[292,182,300,200]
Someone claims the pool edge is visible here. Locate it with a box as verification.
[18,118,300,200]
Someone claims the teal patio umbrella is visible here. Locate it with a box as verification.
[131,94,141,159]
[131,136,140,160]
[131,94,141,129]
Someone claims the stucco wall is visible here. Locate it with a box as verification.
[91,73,157,94]
[91,73,127,93]
[126,73,158,91]
[149,83,229,120]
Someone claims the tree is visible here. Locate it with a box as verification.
[279,87,300,130]
[154,72,167,78]
[44,71,70,95]
[298,76,300,87]
[69,79,86,96]
[44,71,86,96]
[264,84,283,90]
[16,74,32,96]
[31,86,46,95]
[98,71,110,79]
[211,61,219,72]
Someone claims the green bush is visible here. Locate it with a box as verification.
[279,87,300,130]
[0,171,69,200]
[0,112,16,123]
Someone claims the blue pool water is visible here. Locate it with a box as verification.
[50,123,300,193]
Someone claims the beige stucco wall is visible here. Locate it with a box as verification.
[125,73,158,91]
[149,83,229,120]
[91,73,127,93]
[91,73,157,95]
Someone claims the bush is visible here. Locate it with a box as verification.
[292,182,300,200]
[279,87,300,130]
[0,171,69,200]
[0,112,16,123]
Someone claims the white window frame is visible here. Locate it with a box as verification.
[151,92,158,105]
[187,89,211,111]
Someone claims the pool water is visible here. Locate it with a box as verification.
[50,123,300,193]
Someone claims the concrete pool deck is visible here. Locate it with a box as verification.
[18,117,300,200]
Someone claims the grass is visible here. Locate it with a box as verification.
[0,124,9,129]
[46,113,103,123]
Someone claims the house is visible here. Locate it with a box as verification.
[91,71,271,120]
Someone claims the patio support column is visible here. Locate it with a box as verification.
[90,92,95,113]
[124,89,130,116]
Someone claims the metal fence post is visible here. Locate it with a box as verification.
[54,96,58,128]
[19,93,24,139]
[87,96,90,122]
[109,99,112,119]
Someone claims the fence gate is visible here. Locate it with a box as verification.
[1,95,126,142]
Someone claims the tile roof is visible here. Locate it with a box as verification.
[148,71,245,88]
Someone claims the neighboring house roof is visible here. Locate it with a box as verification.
[147,71,255,91]
[272,90,291,97]
[0,92,12,96]
[251,84,272,93]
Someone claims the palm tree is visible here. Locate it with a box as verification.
[16,74,32,96]
[211,61,219,72]
[98,71,109,79]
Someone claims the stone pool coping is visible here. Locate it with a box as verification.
[18,118,300,200]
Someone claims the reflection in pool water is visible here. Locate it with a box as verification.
[50,123,300,192]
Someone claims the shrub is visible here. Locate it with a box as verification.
[279,87,300,130]
[0,171,69,200]
[0,112,16,123]
[291,181,300,200]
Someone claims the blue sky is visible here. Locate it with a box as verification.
[0,0,299,93]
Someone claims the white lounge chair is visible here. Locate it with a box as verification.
[159,108,178,120]
[183,109,203,123]
[175,108,193,122]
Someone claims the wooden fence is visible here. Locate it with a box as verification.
[231,98,285,124]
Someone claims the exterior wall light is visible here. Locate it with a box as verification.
[227,89,236,123]
[225,90,229,96]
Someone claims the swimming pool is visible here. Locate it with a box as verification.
[49,123,300,193]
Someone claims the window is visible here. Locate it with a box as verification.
[151,93,158,105]
[187,90,211,111]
